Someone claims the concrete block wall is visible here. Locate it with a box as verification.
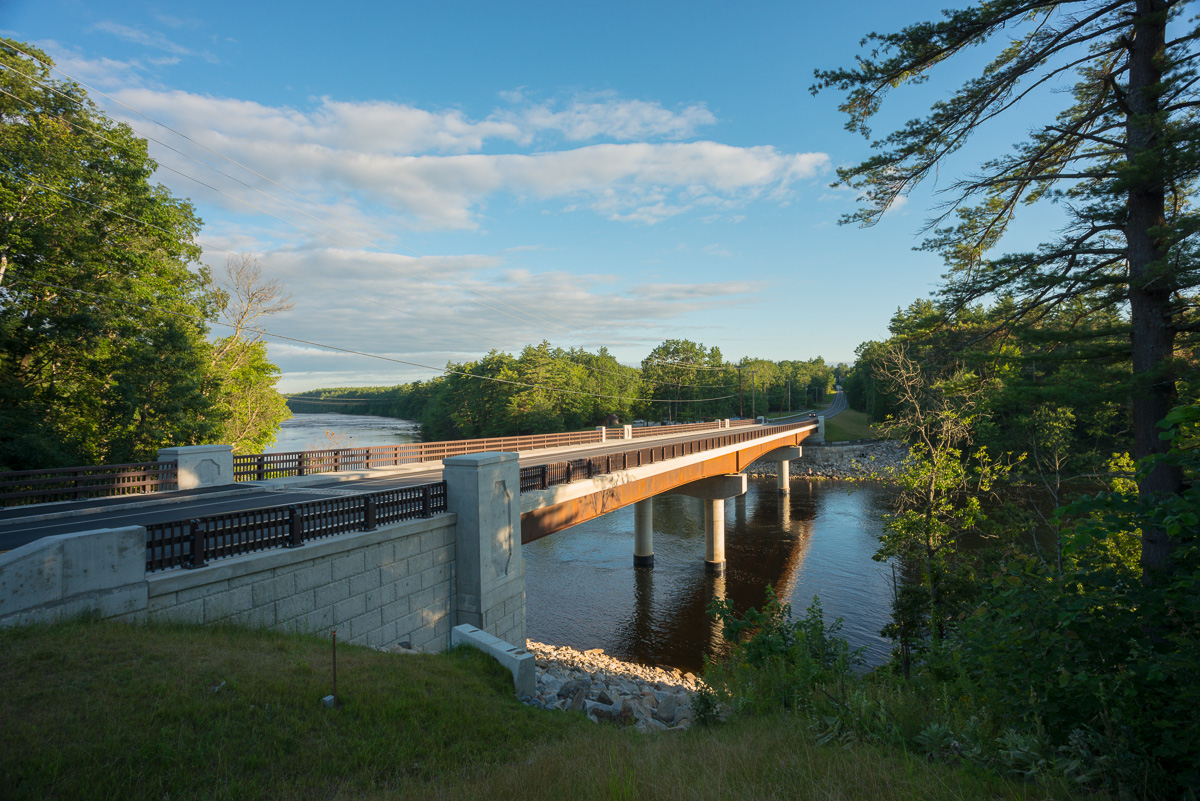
[146,516,457,651]
[0,527,148,627]
[2,451,530,652]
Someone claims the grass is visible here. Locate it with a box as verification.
[823,408,881,442]
[0,618,1096,801]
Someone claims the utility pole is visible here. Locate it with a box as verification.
[787,379,791,414]
[751,370,756,419]
[738,367,744,418]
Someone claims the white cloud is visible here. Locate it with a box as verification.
[91,21,217,63]
[89,85,829,232]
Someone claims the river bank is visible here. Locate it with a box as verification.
[523,640,700,732]
[746,439,908,480]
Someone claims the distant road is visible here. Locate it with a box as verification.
[764,390,847,423]
[823,390,848,418]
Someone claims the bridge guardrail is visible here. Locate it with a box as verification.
[232,421,744,481]
[518,421,813,493]
[145,481,447,572]
[232,429,606,481]
[0,462,178,507]
[143,421,812,573]
[628,420,725,439]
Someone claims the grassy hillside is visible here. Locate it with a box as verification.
[0,618,1093,800]
[823,408,881,442]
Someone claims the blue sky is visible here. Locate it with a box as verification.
[2,0,1069,391]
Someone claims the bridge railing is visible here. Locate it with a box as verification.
[628,420,725,439]
[232,429,607,481]
[145,481,447,572]
[0,462,178,507]
[144,420,812,572]
[518,421,813,493]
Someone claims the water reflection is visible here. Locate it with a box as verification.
[525,478,896,673]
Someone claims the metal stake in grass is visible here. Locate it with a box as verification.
[323,630,339,708]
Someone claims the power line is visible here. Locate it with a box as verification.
[1,44,741,394]
[3,171,522,352]
[0,42,576,334]
[644,358,736,371]
[4,170,734,392]
[5,274,738,405]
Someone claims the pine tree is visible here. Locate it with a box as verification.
[815,0,1200,581]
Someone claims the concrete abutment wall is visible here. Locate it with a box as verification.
[0,452,527,653]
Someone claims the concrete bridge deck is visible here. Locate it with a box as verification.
[0,418,819,553]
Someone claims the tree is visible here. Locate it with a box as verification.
[815,1,1200,582]
[641,339,726,422]
[871,343,1014,646]
[0,39,220,468]
[208,254,294,453]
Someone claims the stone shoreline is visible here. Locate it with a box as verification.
[522,641,700,733]
[746,440,908,481]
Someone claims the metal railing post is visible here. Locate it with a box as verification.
[422,485,432,517]
[287,505,304,548]
[188,519,206,568]
[298,452,308,477]
[364,494,377,531]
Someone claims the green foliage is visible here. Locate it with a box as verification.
[209,338,292,453]
[816,0,1200,586]
[699,588,864,718]
[0,39,226,469]
[949,407,1200,797]
[288,340,838,441]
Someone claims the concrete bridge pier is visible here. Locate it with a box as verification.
[704,500,726,575]
[762,446,802,495]
[671,474,748,576]
[633,499,654,567]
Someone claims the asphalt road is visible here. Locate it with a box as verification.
[0,413,831,552]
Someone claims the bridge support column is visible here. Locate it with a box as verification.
[704,498,726,575]
[816,415,826,443]
[444,452,525,646]
[670,473,747,576]
[633,499,654,567]
[762,446,801,496]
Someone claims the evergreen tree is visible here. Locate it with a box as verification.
[815,0,1200,581]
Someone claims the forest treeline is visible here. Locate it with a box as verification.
[287,340,840,441]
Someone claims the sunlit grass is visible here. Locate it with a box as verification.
[0,618,1094,800]
[824,408,881,442]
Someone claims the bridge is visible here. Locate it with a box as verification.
[0,399,842,659]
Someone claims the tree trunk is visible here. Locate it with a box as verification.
[1126,0,1183,583]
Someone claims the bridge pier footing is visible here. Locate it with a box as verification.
[633,499,654,567]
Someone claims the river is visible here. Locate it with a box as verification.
[267,412,421,453]
[524,478,894,672]
[270,413,895,671]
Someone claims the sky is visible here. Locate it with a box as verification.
[1,0,1073,392]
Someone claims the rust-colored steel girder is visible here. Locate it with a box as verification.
[520,430,809,544]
